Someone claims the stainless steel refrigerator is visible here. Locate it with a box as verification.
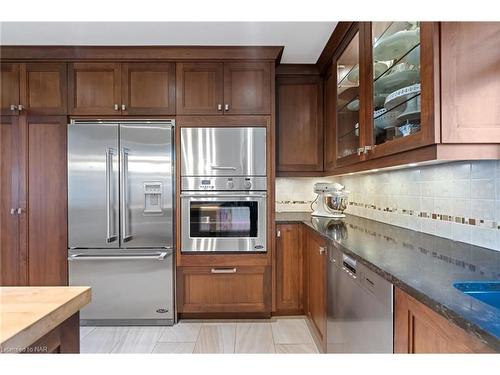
[67,120,175,325]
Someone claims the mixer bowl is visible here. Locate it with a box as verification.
[325,193,348,213]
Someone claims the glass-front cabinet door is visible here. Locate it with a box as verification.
[335,27,363,166]
[366,22,437,158]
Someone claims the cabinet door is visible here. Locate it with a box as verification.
[276,224,303,314]
[441,22,500,143]
[277,76,323,173]
[26,116,68,286]
[223,62,271,115]
[335,25,364,167]
[365,22,438,159]
[307,231,327,350]
[0,116,25,285]
[68,63,121,115]
[122,62,176,115]
[324,66,337,172]
[177,266,271,313]
[24,63,67,115]
[1,63,20,115]
[176,62,223,115]
[394,288,493,353]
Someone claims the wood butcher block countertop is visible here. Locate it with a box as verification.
[0,287,91,352]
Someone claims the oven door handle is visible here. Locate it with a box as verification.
[180,192,267,198]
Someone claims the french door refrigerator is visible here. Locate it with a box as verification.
[67,120,175,325]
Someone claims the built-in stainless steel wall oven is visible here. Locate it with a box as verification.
[180,127,267,253]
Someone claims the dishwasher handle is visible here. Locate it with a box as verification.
[68,252,169,261]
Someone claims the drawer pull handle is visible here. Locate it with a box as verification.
[211,268,237,274]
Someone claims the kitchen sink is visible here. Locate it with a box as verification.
[453,281,500,310]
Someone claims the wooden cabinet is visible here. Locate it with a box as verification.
[177,266,271,313]
[224,62,271,114]
[0,116,25,286]
[122,62,175,115]
[275,224,304,314]
[0,114,67,286]
[394,288,493,353]
[69,62,176,116]
[176,62,223,115]
[68,63,121,115]
[440,22,500,143]
[1,63,67,116]
[305,228,327,351]
[323,66,337,172]
[1,63,20,115]
[276,75,323,174]
[25,63,67,115]
[26,116,68,286]
[176,62,271,115]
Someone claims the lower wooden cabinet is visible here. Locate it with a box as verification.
[177,266,271,314]
[305,228,327,352]
[275,224,304,314]
[394,288,493,353]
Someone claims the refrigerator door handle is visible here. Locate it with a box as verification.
[105,148,118,243]
[121,147,133,243]
[68,252,169,261]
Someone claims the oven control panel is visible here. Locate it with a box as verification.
[181,176,267,191]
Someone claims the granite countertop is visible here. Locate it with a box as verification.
[276,211,500,351]
[0,286,91,353]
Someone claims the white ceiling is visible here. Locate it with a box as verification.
[0,22,337,63]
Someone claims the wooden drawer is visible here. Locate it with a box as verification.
[177,266,271,313]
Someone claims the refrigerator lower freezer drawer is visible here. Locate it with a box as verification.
[68,250,174,325]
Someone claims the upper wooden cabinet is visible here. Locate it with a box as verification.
[69,62,176,115]
[224,62,271,115]
[176,62,223,115]
[1,62,67,116]
[121,62,176,115]
[276,75,323,174]
[176,61,271,115]
[440,22,500,143]
[1,64,20,115]
[68,63,121,115]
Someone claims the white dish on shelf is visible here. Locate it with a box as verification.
[374,107,402,130]
[397,95,421,122]
[347,62,388,84]
[346,94,387,112]
[374,68,419,92]
[384,83,421,110]
[374,28,420,61]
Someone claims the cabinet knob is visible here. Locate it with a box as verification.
[121,104,127,111]
[224,104,229,111]
[356,147,364,156]
[18,104,24,111]
[17,208,23,215]
[319,246,326,255]
[363,146,373,154]
[114,104,119,111]
[10,208,16,215]
[277,230,281,238]
[10,104,18,111]
[217,104,222,111]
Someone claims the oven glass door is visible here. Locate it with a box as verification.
[181,193,267,252]
[190,201,258,238]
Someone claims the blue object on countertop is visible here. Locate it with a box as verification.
[454,281,500,311]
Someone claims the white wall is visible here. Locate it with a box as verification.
[276,160,500,251]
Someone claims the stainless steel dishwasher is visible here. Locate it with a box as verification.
[327,241,394,353]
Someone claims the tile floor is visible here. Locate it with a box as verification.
[80,316,318,354]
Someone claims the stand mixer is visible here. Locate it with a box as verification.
[311,182,349,218]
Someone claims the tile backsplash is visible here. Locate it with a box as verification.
[276,160,500,251]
